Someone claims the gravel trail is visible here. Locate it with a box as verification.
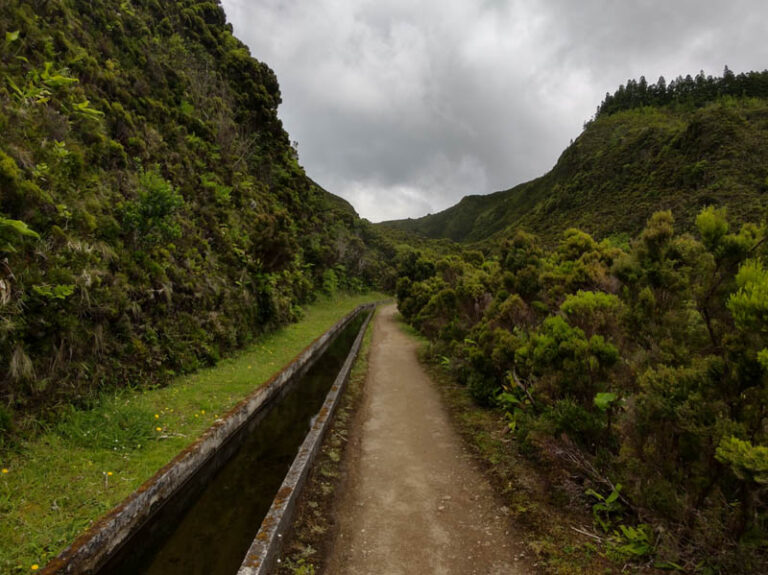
[325,304,533,574]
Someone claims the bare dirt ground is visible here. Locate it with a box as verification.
[325,304,534,575]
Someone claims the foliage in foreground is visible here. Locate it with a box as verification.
[0,0,396,434]
[395,207,767,572]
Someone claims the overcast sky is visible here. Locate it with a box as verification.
[220,0,768,222]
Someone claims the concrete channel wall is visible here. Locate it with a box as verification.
[42,304,375,575]
[236,308,374,575]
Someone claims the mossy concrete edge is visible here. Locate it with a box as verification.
[237,306,376,575]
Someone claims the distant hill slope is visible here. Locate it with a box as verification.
[381,96,768,243]
[0,0,394,419]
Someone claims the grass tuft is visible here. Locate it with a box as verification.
[55,400,155,452]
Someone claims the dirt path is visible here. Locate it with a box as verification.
[325,304,532,574]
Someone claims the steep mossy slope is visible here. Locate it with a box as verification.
[382,96,768,243]
[0,0,393,425]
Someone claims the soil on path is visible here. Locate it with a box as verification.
[325,304,533,575]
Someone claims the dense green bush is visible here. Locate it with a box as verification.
[395,207,767,571]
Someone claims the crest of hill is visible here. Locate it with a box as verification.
[381,74,768,244]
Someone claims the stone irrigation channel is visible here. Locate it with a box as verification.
[41,304,375,575]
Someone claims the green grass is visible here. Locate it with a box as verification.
[0,292,383,574]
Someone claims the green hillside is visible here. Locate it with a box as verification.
[0,0,393,429]
[382,94,768,244]
[385,77,768,570]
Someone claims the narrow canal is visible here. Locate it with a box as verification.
[100,312,368,575]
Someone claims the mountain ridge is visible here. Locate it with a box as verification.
[380,92,768,244]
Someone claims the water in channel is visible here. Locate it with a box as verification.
[101,312,367,575]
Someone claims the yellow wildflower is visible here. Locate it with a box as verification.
[31,565,39,571]
[155,427,162,432]
[1,468,8,474]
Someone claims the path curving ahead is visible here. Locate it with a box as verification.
[326,304,532,574]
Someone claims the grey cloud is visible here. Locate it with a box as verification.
[222,0,768,221]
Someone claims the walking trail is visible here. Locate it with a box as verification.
[326,304,532,574]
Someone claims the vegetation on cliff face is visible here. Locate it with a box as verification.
[394,205,767,572]
[0,0,395,434]
[381,74,768,244]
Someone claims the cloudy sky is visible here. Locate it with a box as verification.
[220,0,768,222]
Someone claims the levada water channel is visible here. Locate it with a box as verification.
[95,310,369,575]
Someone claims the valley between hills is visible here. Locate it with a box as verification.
[0,1,766,573]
